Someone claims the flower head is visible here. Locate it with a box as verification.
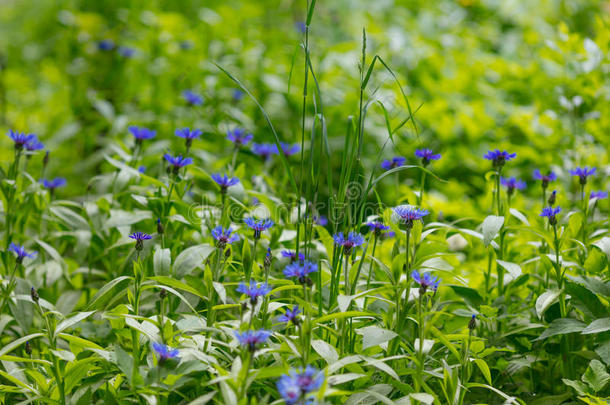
[381,156,406,171]
[232,89,245,101]
[569,167,596,185]
[314,215,328,226]
[234,329,272,351]
[540,206,561,226]
[280,142,300,156]
[175,128,202,148]
[500,177,526,196]
[252,143,279,160]
[333,232,365,254]
[212,173,239,193]
[415,149,441,166]
[24,136,44,151]
[152,342,179,364]
[295,21,307,34]
[392,205,429,229]
[590,191,607,200]
[278,306,301,324]
[182,90,204,106]
[236,280,271,305]
[277,366,324,405]
[483,150,516,170]
[129,232,152,251]
[366,221,391,236]
[244,217,274,239]
[412,270,440,293]
[164,154,193,174]
[227,128,253,147]
[211,225,239,248]
[281,250,305,263]
[284,261,318,285]
[41,178,67,190]
[7,130,37,150]
[8,243,36,264]
[97,39,115,51]
[533,170,557,188]
[118,46,135,58]
[129,126,156,142]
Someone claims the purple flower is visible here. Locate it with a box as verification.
[97,39,115,51]
[212,173,239,193]
[175,128,202,148]
[24,136,44,151]
[540,206,561,225]
[129,126,156,142]
[392,205,429,229]
[236,280,272,304]
[381,156,406,171]
[412,270,440,292]
[244,217,274,239]
[252,143,279,160]
[152,342,179,364]
[8,243,36,263]
[570,167,596,185]
[284,261,318,284]
[227,128,253,147]
[366,221,391,235]
[211,225,239,248]
[138,166,146,174]
[484,150,516,169]
[533,170,557,188]
[590,191,607,200]
[281,250,305,263]
[7,130,37,150]
[164,154,193,174]
[333,232,365,253]
[232,89,244,101]
[278,306,301,324]
[117,46,136,58]
[234,329,272,351]
[500,177,526,195]
[182,90,204,106]
[295,22,307,34]
[314,215,328,226]
[41,178,67,191]
[280,142,300,157]
[129,231,152,251]
[277,366,324,405]
[415,149,441,166]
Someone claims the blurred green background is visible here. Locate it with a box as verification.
[0,0,607,216]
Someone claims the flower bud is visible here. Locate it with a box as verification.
[468,314,477,331]
[30,287,39,303]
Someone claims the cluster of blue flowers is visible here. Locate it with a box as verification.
[277,366,324,404]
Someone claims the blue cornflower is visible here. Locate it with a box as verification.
[366,221,391,236]
[280,142,300,157]
[129,126,156,143]
[175,127,202,148]
[41,178,67,192]
[232,89,244,101]
[277,366,324,405]
[295,21,307,34]
[7,130,36,150]
[129,231,152,251]
[381,156,406,171]
[284,261,318,284]
[117,46,135,58]
[500,177,526,195]
[569,167,596,185]
[533,169,557,189]
[236,280,271,305]
[333,232,365,254]
[97,39,115,51]
[314,215,328,226]
[540,206,561,226]
[182,90,203,106]
[415,149,441,166]
[234,329,272,351]
[24,136,44,152]
[244,217,274,239]
[281,250,305,263]
[227,128,254,147]
[212,173,239,193]
[152,342,179,364]
[8,243,36,264]
[412,270,440,292]
[278,306,301,324]
[484,149,516,169]
[138,166,146,174]
[211,225,239,248]
[392,205,429,229]
[252,143,279,160]
[590,191,607,200]
[164,154,193,174]
[179,40,193,50]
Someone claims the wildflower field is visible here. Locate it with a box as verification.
[1,0,609,404]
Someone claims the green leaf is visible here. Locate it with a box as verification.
[149,276,205,300]
[496,260,522,283]
[536,318,586,341]
[312,311,374,325]
[582,318,610,335]
[473,359,492,385]
[88,276,132,310]
[482,215,504,247]
[592,237,610,259]
[584,247,608,274]
[153,247,171,276]
[310,339,338,364]
[173,244,214,277]
[448,285,483,307]
[55,311,96,334]
[355,326,398,350]
[0,333,44,357]
[566,281,606,318]
[535,289,562,319]
[582,359,610,392]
